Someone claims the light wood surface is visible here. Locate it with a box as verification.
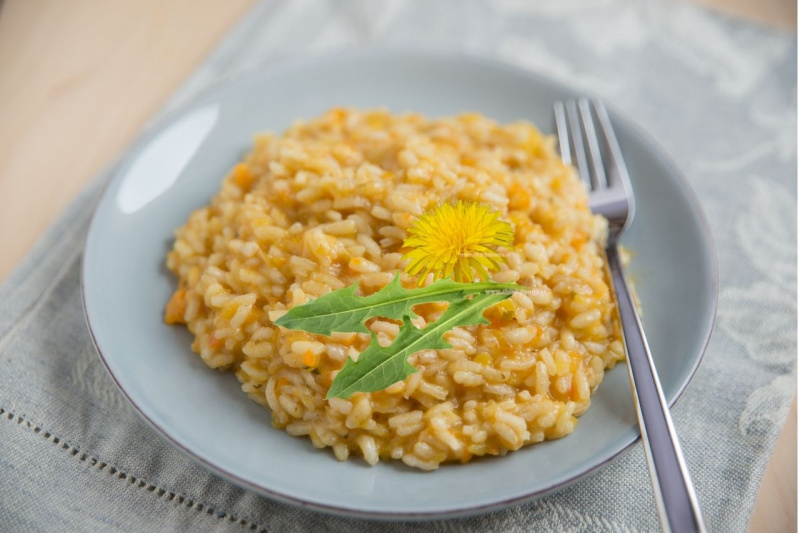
[0,0,255,277]
[694,0,796,28]
[749,400,797,533]
[0,1,794,531]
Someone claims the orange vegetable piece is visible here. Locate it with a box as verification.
[232,163,254,189]
[301,350,316,367]
[164,289,187,324]
[208,332,223,349]
[570,231,587,249]
[508,182,531,211]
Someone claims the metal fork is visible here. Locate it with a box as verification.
[554,98,707,533]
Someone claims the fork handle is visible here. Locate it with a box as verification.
[606,244,707,533]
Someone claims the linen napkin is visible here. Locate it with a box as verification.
[1,1,795,531]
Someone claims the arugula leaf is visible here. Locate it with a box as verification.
[325,291,510,399]
[275,274,522,335]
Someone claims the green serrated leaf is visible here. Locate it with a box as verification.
[325,291,510,399]
[274,274,523,335]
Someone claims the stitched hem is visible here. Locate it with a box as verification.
[1,407,270,532]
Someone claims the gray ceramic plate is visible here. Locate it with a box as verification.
[82,49,717,519]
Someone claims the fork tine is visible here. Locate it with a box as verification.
[565,100,592,190]
[591,99,629,190]
[578,98,608,189]
[553,101,572,167]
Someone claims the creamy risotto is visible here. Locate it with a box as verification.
[164,108,624,470]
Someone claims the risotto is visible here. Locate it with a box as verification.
[164,108,624,470]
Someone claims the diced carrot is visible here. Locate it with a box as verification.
[570,231,586,249]
[208,332,223,349]
[164,289,187,324]
[301,350,316,367]
[508,182,531,211]
[330,107,347,122]
[232,163,254,189]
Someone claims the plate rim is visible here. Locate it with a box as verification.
[81,46,719,520]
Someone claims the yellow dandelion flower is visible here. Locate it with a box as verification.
[403,201,514,285]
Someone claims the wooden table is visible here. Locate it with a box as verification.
[0,1,794,531]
